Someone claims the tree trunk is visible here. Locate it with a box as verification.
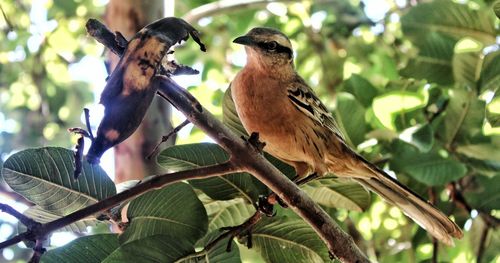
[104,0,174,183]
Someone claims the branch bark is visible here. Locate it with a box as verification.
[87,18,369,262]
[0,162,240,250]
[183,0,295,24]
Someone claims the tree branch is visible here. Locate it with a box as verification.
[156,76,368,262]
[84,18,369,262]
[0,162,240,250]
[0,203,39,229]
[182,0,295,24]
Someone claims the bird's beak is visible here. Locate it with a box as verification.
[233,35,256,46]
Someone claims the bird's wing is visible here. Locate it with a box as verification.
[286,76,345,141]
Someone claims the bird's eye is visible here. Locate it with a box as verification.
[266,41,278,50]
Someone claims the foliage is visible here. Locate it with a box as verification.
[1,0,500,262]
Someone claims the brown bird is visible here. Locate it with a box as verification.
[230,27,463,246]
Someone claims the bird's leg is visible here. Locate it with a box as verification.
[268,173,319,208]
[294,172,319,186]
[242,132,266,153]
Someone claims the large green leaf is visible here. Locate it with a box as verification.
[335,92,366,146]
[400,32,455,85]
[456,144,500,173]
[487,96,500,127]
[372,91,427,130]
[204,198,256,232]
[251,217,330,263]
[302,178,370,212]
[452,38,483,87]
[399,124,434,153]
[478,51,500,94]
[120,182,208,246]
[222,87,248,137]
[18,206,105,234]
[463,175,500,212]
[157,143,262,203]
[390,140,467,186]
[104,235,194,263]
[439,89,485,145]
[41,234,119,263]
[177,231,241,263]
[468,217,500,263]
[495,1,500,19]
[401,1,497,44]
[342,74,378,107]
[1,147,115,215]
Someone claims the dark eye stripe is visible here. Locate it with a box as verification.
[257,42,292,58]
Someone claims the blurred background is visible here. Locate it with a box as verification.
[0,0,499,262]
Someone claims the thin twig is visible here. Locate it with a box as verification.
[0,233,28,250]
[476,226,489,263]
[28,239,46,263]
[147,119,191,159]
[0,203,39,229]
[182,0,297,23]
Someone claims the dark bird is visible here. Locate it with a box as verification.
[86,17,205,165]
[230,27,463,245]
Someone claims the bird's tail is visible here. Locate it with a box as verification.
[330,149,463,246]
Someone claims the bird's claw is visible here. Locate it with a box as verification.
[258,195,277,217]
[243,132,266,153]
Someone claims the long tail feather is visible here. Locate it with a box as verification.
[330,148,463,246]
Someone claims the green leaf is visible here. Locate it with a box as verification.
[463,175,500,212]
[335,92,366,146]
[342,74,378,107]
[456,144,500,173]
[120,182,208,246]
[104,235,194,263]
[468,217,500,262]
[439,89,485,146]
[1,147,115,215]
[400,32,454,85]
[372,91,427,130]
[18,206,106,234]
[399,124,434,153]
[41,234,119,263]
[302,178,371,212]
[205,198,256,232]
[158,143,262,202]
[486,96,500,127]
[251,217,330,263]
[452,38,483,87]
[390,140,467,186]
[401,1,497,44]
[177,231,241,263]
[222,87,248,137]
[478,51,500,94]
[494,0,500,19]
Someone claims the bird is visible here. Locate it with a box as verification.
[230,27,463,246]
[86,17,205,165]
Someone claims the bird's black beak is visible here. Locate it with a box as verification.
[233,35,256,46]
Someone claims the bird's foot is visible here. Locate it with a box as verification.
[68,109,95,179]
[242,132,266,153]
[215,195,277,251]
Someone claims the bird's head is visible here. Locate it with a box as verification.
[233,27,294,71]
